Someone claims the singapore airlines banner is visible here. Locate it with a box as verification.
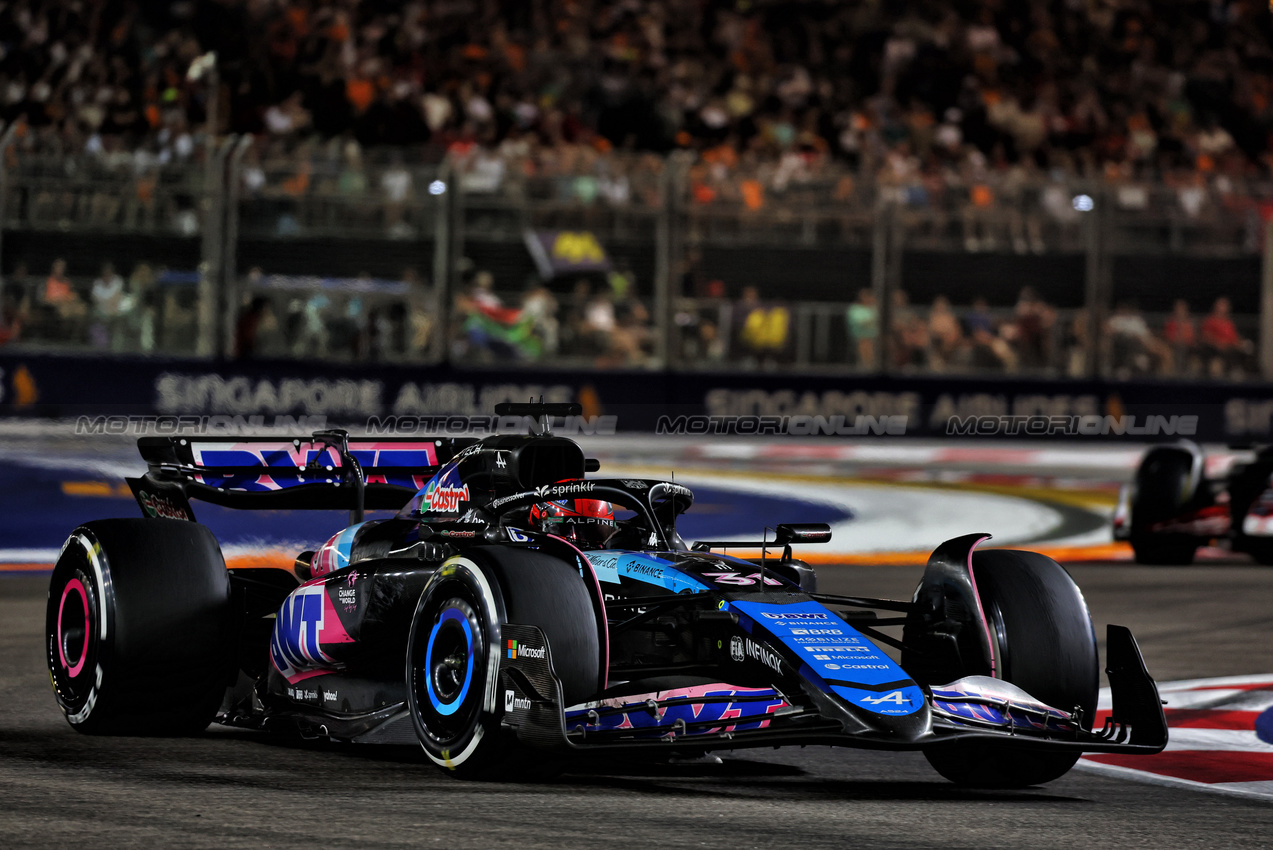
[1,352,1272,441]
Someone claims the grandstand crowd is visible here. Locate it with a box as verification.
[0,251,1255,379]
[0,0,1269,377]
[4,0,1273,180]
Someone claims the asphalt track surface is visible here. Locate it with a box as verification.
[3,562,1272,849]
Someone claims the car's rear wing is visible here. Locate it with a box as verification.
[126,429,476,523]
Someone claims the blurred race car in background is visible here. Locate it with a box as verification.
[48,404,1166,788]
[1115,440,1273,564]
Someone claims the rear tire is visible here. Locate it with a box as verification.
[406,548,601,778]
[1128,447,1200,565]
[922,549,1099,788]
[1130,538,1197,565]
[46,519,233,735]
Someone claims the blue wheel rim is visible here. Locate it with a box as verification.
[424,606,475,715]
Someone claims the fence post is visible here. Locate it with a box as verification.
[871,194,894,374]
[0,122,18,288]
[430,159,451,365]
[197,136,235,357]
[1082,187,1107,379]
[656,153,689,367]
[220,135,252,358]
[1262,218,1273,379]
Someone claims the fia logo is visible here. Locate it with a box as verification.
[730,636,745,662]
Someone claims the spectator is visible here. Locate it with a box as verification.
[1013,287,1055,370]
[233,297,278,359]
[736,286,790,366]
[1163,300,1199,375]
[40,258,84,341]
[928,296,966,372]
[521,284,560,356]
[89,262,125,349]
[696,320,727,364]
[293,292,331,358]
[599,297,652,368]
[1200,297,1253,378]
[404,268,435,359]
[965,298,1015,372]
[381,153,413,239]
[582,290,618,355]
[125,263,158,353]
[0,290,24,346]
[1108,301,1172,376]
[890,290,929,370]
[847,289,879,369]
[42,258,75,310]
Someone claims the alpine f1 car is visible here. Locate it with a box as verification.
[49,403,1166,787]
[1115,439,1273,565]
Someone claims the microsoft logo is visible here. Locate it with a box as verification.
[505,639,546,661]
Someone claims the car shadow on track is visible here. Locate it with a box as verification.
[205,729,1086,802]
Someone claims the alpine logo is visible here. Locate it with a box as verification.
[862,690,911,706]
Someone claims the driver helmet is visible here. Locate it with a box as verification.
[529,494,616,548]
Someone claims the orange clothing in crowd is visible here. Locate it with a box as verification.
[44,276,74,303]
[346,77,375,113]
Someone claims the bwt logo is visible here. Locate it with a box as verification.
[762,612,828,621]
[946,415,1198,437]
[270,587,330,673]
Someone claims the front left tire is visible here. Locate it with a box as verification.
[915,549,1099,788]
[406,547,601,777]
[46,519,233,735]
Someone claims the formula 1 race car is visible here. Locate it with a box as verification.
[48,404,1167,788]
[1115,440,1273,565]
